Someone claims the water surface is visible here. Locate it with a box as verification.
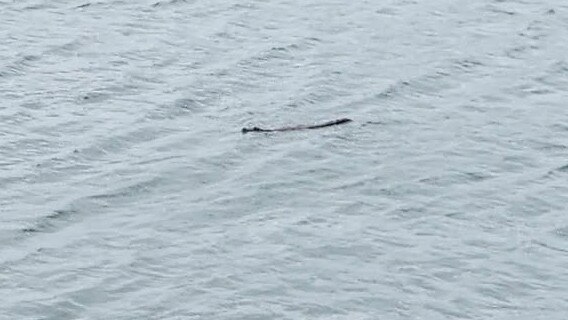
[1,0,567,319]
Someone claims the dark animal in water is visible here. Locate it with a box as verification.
[242,118,352,134]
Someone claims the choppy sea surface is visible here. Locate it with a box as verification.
[1,0,567,319]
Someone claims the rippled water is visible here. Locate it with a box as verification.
[1,0,567,319]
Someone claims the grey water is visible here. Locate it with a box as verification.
[1,0,567,319]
